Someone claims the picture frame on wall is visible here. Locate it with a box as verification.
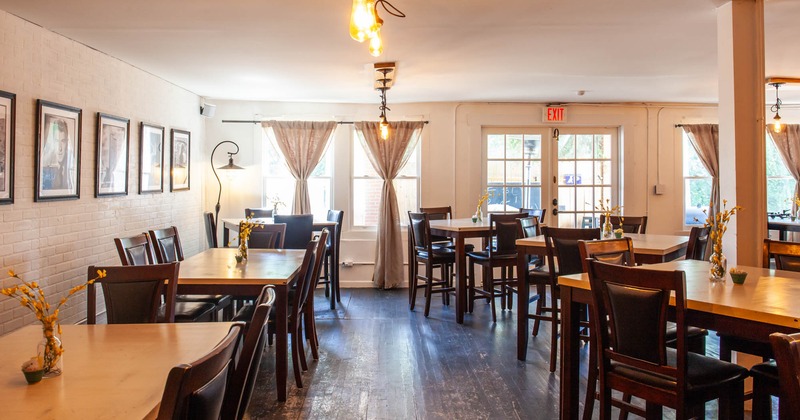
[35,100,81,202]
[139,122,164,194]
[170,129,190,191]
[0,90,15,204]
[95,113,130,197]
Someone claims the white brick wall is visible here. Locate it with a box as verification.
[0,11,206,335]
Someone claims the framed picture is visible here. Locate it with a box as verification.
[139,122,164,194]
[170,129,190,191]
[0,90,15,204]
[95,113,130,197]
[35,100,81,202]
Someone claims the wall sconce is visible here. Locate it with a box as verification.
[349,0,405,57]
[771,82,784,133]
[211,141,244,230]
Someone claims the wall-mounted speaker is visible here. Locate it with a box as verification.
[200,103,217,118]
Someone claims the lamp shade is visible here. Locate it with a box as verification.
[217,157,244,171]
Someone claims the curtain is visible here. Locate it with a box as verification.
[768,124,800,213]
[682,124,720,215]
[355,121,424,289]
[261,121,336,214]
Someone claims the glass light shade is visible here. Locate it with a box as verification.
[350,0,376,42]
[379,118,390,140]
[369,29,383,57]
[774,113,783,133]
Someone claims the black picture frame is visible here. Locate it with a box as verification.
[139,122,164,194]
[0,90,15,204]
[95,113,130,197]
[35,100,81,202]
[170,128,190,191]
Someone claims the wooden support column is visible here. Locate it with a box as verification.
[717,0,767,266]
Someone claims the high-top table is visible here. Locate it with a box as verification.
[557,259,800,420]
[0,323,234,419]
[515,233,690,361]
[221,217,340,310]
[178,247,305,402]
[767,216,800,241]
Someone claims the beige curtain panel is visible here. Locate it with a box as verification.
[682,124,720,215]
[355,121,424,289]
[262,121,337,214]
[768,125,800,213]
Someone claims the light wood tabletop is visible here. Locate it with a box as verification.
[516,233,689,259]
[0,323,234,419]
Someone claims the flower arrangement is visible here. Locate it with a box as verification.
[231,215,262,262]
[2,268,107,376]
[703,200,742,281]
[268,195,286,215]
[596,198,622,238]
[475,189,493,221]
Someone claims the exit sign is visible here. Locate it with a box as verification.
[544,107,566,122]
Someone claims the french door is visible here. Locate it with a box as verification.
[482,127,618,228]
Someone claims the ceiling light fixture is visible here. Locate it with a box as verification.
[771,82,784,133]
[349,0,405,57]
[377,67,391,140]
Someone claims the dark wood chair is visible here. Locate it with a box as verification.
[247,222,286,249]
[587,260,747,419]
[245,207,273,218]
[408,211,456,317]
[466,212,527,323]
[520,208,546,223]
[685,226,710,260]
[204,211,218,248]
[769,332,800,419]
[221,286,276,420]
[599,215,648,234]
[149,226,233,321]
[86,263,180,324]
[273,214,314,249]
[156,323,243,420]
[419,205,453,244]
[319,209,343,303]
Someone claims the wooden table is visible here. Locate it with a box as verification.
[557,260,800,420]
[515,233,689,361]
[428,218,495,324]
[178,248,305,401]
[222,217,341,310]
[0,323,234,419]
[767,217,800,241]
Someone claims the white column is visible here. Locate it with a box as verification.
[717,0,767,266]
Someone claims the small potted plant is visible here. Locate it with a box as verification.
[21,357,44,384]
[613,228,624,239]
[729,267,748,285]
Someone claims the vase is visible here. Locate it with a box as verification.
[238,238,248,261]
[476,207,483,222]
[602,219,613,239]
[709,251,727,282]
[38,333,62,378]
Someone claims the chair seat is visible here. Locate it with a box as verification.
[466,250,517,262]
[415,247,456,261]
[433,242,475,253]
[233,289,296,323]
[611,348,748,393]
[176,294,232,307]
[159,301,216,322]
[750,359,778,381]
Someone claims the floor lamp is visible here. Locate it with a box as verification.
[211,141,244,233]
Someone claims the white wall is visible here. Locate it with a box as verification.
[204,100,731,287]
[0,11,204,334]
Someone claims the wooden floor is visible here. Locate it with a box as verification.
[245,288,760,420]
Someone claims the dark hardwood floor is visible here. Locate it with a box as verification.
[245,288,759,419]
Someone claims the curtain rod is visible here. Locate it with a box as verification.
[221,120,429,124]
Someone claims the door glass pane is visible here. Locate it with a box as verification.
[558,135,575,159]
[595,135,611,159]
[558,187,573,213]
[487,135,505,159]
[594,161,612,185]
[576,135,593,159]
[524,136,541,159]
[575,162,592,186]
[487,186,504,212]
[522,187,541,210]
[524,161,541,185]
[575,187,594,212]
[506,135,523,158]
[506,161,523,184]
[558,161,575,185]
[487,161,504,184]
[558,213,574,228]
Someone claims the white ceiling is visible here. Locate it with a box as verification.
[1,0,799,105]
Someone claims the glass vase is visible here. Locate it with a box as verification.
[602,219,613,239]
[38,333,63,378]
[709,251,727,282]
[476,207,483,222]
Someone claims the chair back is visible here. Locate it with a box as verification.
[578,237,636,272]
[419,206,452,220]
[86,262,180,324]
[542,227,601,277]
[114,233,155,266]
[587,260,688,395]
[157,323,243,420]
[204,212,218,248]
[769,332,800,417]
[685,226,710,261]
[519,216,540,238]
[408,212,434,255]
[326,209,344,249]
[520,208,547,223]
[291,232,326,325]
[489,213,526,258]
[149,226,185,263]
[763,239,800,271]
[599,215,648,234]
[247,223,286,249]
[245,207,273,218]
[273,214,314,249]
[222,286,276,420]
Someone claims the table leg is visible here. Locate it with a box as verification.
[517,251,529,361]
[559,286,580,420]
[329,224,338,311]
[455,236,466,324]
[275,284,289,401]
[333,224,341,304]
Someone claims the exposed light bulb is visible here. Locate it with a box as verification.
[349,0,375,42]
[379,115,390,140]
[369,29,383,57]
[774,112,783,133]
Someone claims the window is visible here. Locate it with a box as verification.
[262,131,333,220]
[485,133,542,213]
[352,132,420,227]
[555,133,614,228]
[682,133,712,226]
[766,136,795,214]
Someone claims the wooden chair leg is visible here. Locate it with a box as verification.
[292,329,304,388]
[410,261,419,311]
[424,263,434,317]
[468,262,476,313]
[549,289,559,373]
[532,285,545,336]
